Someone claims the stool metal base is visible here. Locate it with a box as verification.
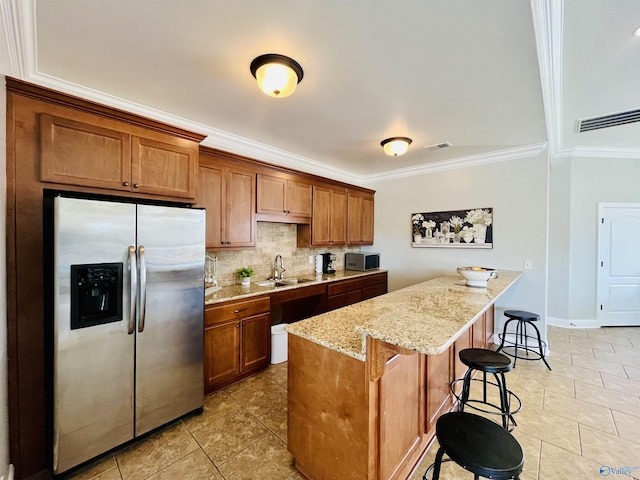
[497,315,552,371]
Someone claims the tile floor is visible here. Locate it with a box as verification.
[67,326,640,480]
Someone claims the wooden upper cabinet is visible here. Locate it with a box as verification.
[256,173,312,220]
[40,114,130,191]
[40,113,199,199]
[347,189,375,245]
[297,184,347,247]
[197,153,256,249]
[131,136,198,198]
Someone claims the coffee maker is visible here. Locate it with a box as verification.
[321,253,337,274]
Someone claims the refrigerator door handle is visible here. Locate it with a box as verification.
[138,245,147,332]
[128,245,137,335]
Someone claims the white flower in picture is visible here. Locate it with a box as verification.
[449,215,464,233]
[464,209,492,226]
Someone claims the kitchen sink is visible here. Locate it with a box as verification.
[256,278,315,288]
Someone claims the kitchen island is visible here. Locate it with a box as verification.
[285,270,522,480]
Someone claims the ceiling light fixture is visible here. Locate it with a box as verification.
[634,26,640,37]
[250,54,304,98]
[381,137,412,156]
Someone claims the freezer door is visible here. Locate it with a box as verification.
[135,204,205,435]
[53,197,136,474]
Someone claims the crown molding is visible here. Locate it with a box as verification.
[361,143,548,184]
[556,146,640,159]
[531,0,564,158]
[0,0,34,78]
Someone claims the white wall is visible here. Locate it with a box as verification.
[549,156,640,324]
[0,77,11,478]
[367,150,549,337]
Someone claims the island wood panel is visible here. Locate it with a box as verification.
[288,334,369,480]
[425,349,452,434]
[452,328,473,398]
[472,311,487,348]
[485,306,495,346]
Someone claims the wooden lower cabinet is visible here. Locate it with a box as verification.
[204,296,270,393]
[288,305,495,480]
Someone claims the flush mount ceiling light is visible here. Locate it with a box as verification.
[633,26,640,37]
[250,54,304,98]
[380,137,412,156]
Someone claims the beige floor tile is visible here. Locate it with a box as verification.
[538,359,604,387]
[579,424,640,471]
[183,390,242,433]
[546,349,572,364]
[542,389,616,434]
[116,422,199,480]
[568,336,616,352]
[612,344,640,357]
[256,400,288,442]
[224,372,273,395]
[538,441,634,480]
[515,404,581,454]
[623,364,640,381]
[512,368,576,398]
[217,433,295,480]
[191,409,269,465]
[571,353,629,377]
[511,430,541,479]
[261,362,288,387]
[587,329,635,346]
[612,410,640,444]
[228,378,287,416]
[601,373,640,396]
[65,455,120,480]
[574,380,640,418]
[593,349,640,368]
[145,449,223,480]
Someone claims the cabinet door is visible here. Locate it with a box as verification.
[378,353,424,480]
[241,313,271,373]
[347,193,362,245]
[256,173,286,215]
[312,186,332,245]
[426,350,452,433]
[131,136,198,199]
[329,188,347,246]
[286,179,312,217]
[196,164,224,248]
[40,114,130,191]
[226,167,256,247]
[361,194,374,244]
[204,321,241,391]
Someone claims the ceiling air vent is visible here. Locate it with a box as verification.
[578,109,640,132]
[423,142,452,152]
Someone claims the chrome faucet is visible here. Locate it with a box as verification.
[274,254,286,280]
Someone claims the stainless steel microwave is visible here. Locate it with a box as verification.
[345,252,380,271]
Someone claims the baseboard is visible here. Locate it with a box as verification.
[547,317,600,328]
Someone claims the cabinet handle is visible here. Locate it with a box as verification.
[236,323,240,328]
[227,241,231,245]
[122,181,129,187]
[133,183,140,188]
[233,308,247,314]
[242,321,246,326]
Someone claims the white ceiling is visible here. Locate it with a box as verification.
[0,0,638,184]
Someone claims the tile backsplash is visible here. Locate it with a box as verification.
[207,222,361,286]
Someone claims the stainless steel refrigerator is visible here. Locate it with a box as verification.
[51,196,205,474]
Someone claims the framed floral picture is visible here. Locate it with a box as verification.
[411,208,493,248]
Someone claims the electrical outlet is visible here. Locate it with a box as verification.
[524,259,533,270]
[309,255,314,264]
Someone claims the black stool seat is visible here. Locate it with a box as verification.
[497,310,551,371]
[459,348,512,374]
[452,348,521,430]
[504,310,540,322]
[429,412,524,480]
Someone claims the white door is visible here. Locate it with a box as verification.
[597,203,640,326]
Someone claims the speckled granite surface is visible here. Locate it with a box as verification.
[285,270,522,361]
[204,270,386,306]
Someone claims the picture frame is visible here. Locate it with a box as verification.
[411,208,493,248]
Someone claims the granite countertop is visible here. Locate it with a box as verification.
[285,270,523,361]
[204,269,387,306]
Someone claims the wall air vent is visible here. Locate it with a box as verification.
[578,109,640,132]
[423,142,452,152]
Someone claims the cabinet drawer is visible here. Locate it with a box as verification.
[362,284,387,300]
[327,278,362,296]
[362,272,387,289]
[205,296,270,326]
[327,289,363,310]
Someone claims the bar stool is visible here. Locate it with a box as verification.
[496,310,551,370]
[450,348,521,431]
[423,412,524,480]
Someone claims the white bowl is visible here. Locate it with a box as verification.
[457,267,497,288]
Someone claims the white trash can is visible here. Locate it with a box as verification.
[270,324,288,364]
